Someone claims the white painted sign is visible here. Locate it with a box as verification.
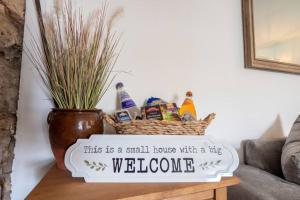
[65,135,239,182]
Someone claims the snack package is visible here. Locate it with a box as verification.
[142,105,163,120]
[160,103,181,121]
[145,97,167,106]
[115,110,132,122]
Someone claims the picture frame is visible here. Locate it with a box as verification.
[242,0,300,74]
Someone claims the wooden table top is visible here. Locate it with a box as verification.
[27,165,239,200]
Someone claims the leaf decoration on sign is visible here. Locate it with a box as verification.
[199,160,221,170]
[84,160,107,171]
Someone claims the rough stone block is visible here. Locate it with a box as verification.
[2,0,25,19]
[3,137,15,174]
[0,114,17,134]
[0,58,20,113]
[1,175,11,200]
[0,114,16,176]
[0,5,22,50]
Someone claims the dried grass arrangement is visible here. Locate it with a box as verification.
[26,0,123,109]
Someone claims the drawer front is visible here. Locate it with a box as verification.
[163,189,214,200]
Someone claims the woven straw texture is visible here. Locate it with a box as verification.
[105,113,215,135]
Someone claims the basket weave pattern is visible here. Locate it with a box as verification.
[105,113,216,135]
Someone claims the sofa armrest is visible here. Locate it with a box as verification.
[240,138,286,177]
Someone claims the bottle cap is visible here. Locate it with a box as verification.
[186,91,193,97]
[116,82,124,89]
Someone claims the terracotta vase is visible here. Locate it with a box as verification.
[47,109,103,170]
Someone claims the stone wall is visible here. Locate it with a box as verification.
[0,0,24,199]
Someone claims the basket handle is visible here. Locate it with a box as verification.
[203,113,216,124]
[104,114,117,128]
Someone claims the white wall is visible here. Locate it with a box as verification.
[12,0,300,199]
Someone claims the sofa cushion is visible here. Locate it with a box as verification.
[244,138,285,177]
[228,164,300,200]
[281,115,300,184]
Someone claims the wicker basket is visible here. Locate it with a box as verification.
[105,113,216,135]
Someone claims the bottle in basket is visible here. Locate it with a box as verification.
[116,82,140,119]
[179,91,197,121]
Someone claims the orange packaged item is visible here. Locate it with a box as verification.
[179,91,197,121]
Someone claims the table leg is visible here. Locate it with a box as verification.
[215,187,227,200]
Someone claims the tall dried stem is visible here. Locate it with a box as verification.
[26,0,122,109]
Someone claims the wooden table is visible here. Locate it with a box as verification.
[27,165,239,200]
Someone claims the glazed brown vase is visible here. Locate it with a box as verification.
[47,109,103,170]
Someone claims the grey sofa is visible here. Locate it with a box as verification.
[228,138,300,200]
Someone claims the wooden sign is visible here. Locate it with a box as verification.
[65,135,239,182]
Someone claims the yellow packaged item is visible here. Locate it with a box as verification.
[179,91,197,121]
